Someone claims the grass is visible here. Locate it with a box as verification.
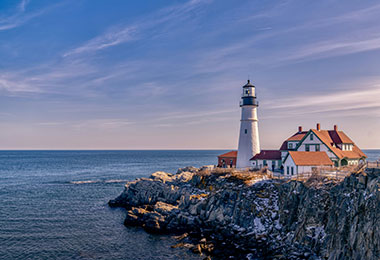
[197,167,270,185]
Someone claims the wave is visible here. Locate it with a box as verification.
[70,179,128,185]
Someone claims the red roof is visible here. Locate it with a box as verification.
[250,150,281,160]
[310,129,366,159]
[279,131,307,150]
[288,151,333,166]
[280,127,366,160]
[218,151,237,158]
[287,131,308,141]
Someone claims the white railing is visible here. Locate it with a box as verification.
[270,164,367,182]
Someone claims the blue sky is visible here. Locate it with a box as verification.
[1,0,380,149]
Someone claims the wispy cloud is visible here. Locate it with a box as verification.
[0,76,42,93]
[63,0,211,57]
[148,108,238,128]
[192,2,380,73]
[1,0,212,96]
[155,109,237,122]
[36,119,134,130]
[0,0,46,31]
[0,59,97,95]
[263,84,380,118]
[18,0,30,12]
[273,35,380,65]
[63,26,137,57]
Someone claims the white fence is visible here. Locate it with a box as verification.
[271,163,369,181]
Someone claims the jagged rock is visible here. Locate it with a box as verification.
[109,167,380,259]
[177,166,199,174]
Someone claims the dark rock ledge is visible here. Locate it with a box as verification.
[109,167,380,260]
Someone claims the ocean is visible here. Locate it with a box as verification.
[0,149,379,260]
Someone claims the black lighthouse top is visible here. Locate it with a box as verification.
[243,79,255,88]
[240,80,258,107]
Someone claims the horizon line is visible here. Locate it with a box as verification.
[0,148,379,151]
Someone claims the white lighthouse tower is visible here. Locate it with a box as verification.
[236,80,260,168]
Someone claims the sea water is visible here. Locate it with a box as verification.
[0,150,378,260]
[0,150,228,260]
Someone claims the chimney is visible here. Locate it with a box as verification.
[334,125,338,131]
[298,126,303,133]
[316,123,321,131]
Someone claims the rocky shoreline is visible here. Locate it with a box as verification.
[109,167,380,259]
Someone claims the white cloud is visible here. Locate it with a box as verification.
[155,109,237,122]
[18,0,30,12]
[0,0,47,31]
[0,60,97,95]
[263,85,380,118]
[37,119,134,130]
[63,26,137,57]
[274,36,380,65]
[0,76,42,93]
[192,2,380,72]
[63,0,210,57]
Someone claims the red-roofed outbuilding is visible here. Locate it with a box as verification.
[217,151,237,168]
[250,150,282,171]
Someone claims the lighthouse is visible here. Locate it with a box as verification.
[236,80,260,168]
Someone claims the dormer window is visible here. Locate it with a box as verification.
[342,144,353,151]
[288,143,293,149]
[310,134,314,141]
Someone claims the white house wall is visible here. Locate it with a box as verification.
[297,132,336,159]
[283,156,297,176]
[297,166,313,174]
[252,159,281,170]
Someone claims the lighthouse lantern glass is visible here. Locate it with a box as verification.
[243,87,255,97]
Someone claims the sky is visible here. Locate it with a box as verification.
[1,0,380,150]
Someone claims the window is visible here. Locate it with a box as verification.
[305,144,310,151]
[263,160,267,166]
[245,129,247,134]
[310,134,314,140]
[316,144,320,151]
[291,167,294,175]
[287,166,289,175]
[288,143,293,149]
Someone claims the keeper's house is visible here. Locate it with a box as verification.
[249,124,366,173]
[280,124,367,168]
[217,124,367,174]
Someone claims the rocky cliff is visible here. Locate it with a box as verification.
[109,167,380,259]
